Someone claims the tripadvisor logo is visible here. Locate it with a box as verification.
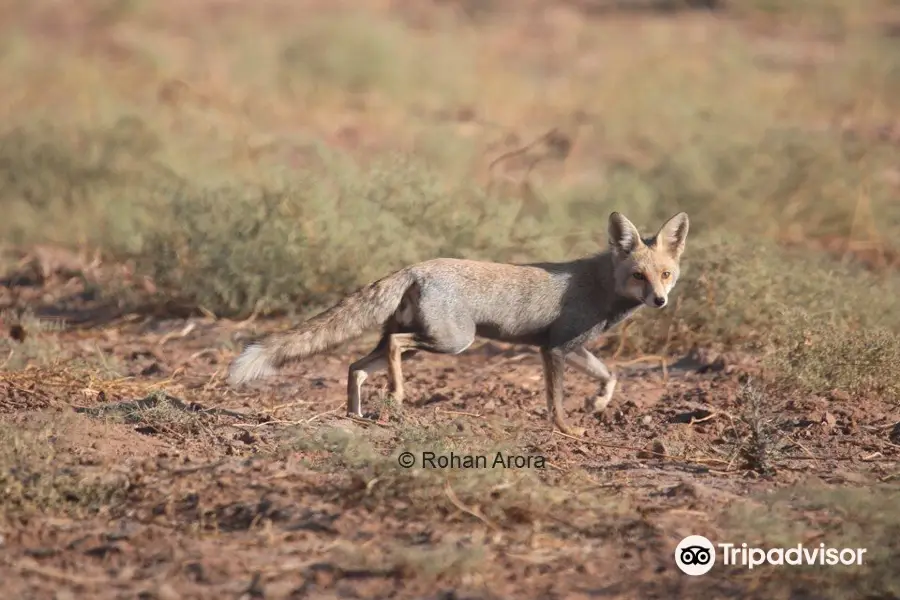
[675,535,715,576]
[675,535,868,576]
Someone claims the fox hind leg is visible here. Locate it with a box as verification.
[388,322,475,404]
[565,346,618,413]
[387,329,469,399]
[347,340,389,418]
[348,331,423,418]
[387,333,421,403]
[351,323,471,419]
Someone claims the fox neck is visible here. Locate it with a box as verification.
[589,250,646,330]
[605,293,644,332]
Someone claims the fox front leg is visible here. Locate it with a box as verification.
[565,346,618,414]
[540,346,587,437]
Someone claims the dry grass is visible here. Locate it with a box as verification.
[280,419,626,533]
[0,309,124,376]
[715,379,787,475]
[0,413,129,519]
[769,310,900,404]
[0,309,67,371]
[722,484,900,599]
[2,2,898,327]
[91,391,230,438]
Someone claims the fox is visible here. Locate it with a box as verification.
[227,211,689,436]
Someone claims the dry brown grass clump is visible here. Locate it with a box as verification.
[0,414,129,519]
[770,310,900,404]
[722,484,900,599]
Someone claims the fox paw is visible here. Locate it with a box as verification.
[583,396,604,414]
[560,425,587,437]
[584,376,617,414]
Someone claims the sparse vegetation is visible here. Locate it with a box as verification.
[723,484,900,599]
[94,391,233,438]
[770,310,900,404]
[0,414,128,518]
[0,309,66,371]
[284,421,621,531]
[723,379,787,475]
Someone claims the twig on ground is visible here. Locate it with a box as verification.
[229,419,305,429]
[444,480,500,531]
[306,408,340,424]
[156,322,196,346]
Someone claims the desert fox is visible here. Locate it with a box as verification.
[228,211,689,436]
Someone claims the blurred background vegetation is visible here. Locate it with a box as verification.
[1,0,900,392]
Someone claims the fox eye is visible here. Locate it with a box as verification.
[661,271,671,279]
[632,272,645,281]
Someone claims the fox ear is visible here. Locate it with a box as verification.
[607,212,642,256]
[655,212,690,259]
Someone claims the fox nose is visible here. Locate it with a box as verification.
[653,296,666,307]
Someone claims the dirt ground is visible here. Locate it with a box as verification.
[1,253,897,600]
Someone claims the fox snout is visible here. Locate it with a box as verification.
[644,291,667,309]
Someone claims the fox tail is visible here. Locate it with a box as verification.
[227,268,415,385]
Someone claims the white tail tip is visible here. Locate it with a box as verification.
[227,343,276,386]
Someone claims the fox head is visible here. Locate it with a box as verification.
[607,211,690,309]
